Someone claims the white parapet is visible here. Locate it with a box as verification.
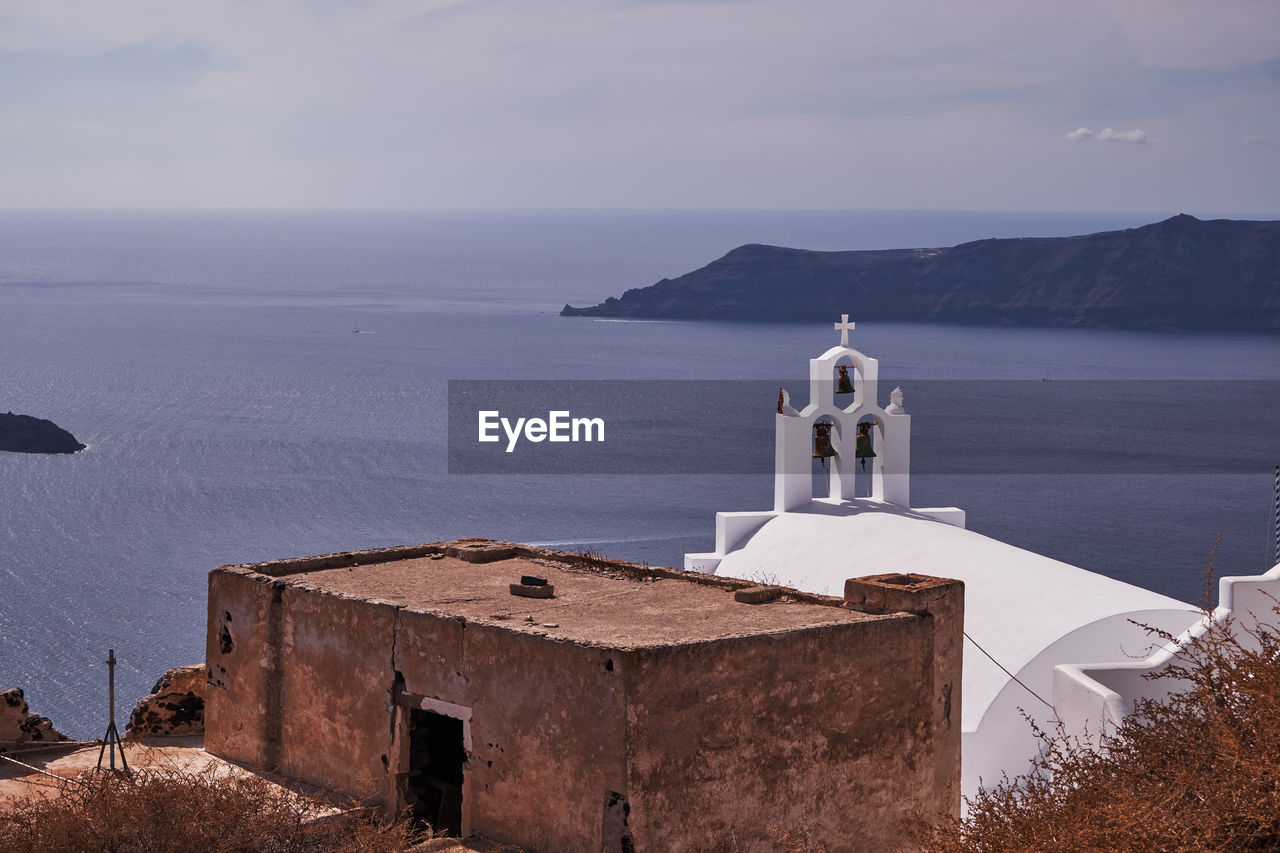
[1052,562,1280,747]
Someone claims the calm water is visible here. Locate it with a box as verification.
[1,209,1277,738]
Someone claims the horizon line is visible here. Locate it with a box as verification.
[2,205,1277,218]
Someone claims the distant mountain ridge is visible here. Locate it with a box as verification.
[561,215,1280,331]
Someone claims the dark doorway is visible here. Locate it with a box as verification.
[407,709,466,836]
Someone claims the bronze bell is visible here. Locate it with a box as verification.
[855,423,877,472]
[813,422,837,464]
[855,423,876,457]
[835,365,854,395]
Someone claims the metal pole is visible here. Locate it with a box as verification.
[96,648,128,774]
[107,649,116,770]
[1273,465,1279,567]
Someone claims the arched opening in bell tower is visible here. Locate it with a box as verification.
[832,355,862,411]
[854,414,885,499]
[811,415,839,499]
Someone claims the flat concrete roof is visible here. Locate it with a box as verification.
[218,539,886,648]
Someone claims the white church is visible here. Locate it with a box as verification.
[685,315,1280,800]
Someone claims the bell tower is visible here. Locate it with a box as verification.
[685,314,964,575]
[774,313,911,510]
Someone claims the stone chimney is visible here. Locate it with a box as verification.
[845,573,964,818]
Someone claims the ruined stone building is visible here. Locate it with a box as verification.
[204,538,963,852]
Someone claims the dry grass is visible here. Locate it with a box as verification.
[773,824,828,852]
[0,763,428,853]
[914,605,1280,853]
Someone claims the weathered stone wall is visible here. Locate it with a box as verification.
[206,571,399,796]
[205,570,280,770]
[845,573,965,823]
[622,611,959,852]
[394,609,628,850]
[276,585,399,797]
[126,664,206,739]
[0,687,69,751]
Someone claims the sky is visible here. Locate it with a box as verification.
[0,0,1277,212]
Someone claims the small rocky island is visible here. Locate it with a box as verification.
[0,412,86,454]
[562,214,1280,332]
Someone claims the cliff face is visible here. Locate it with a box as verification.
[561,215,1280,331]
[0,412,85,454]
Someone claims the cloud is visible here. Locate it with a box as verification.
[1244,133,1269,145]
[1066,127,1150,144]
[1096,127,1150,144]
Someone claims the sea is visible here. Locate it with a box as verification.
[1,208,1278,739]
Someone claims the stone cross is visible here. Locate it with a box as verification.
[834,314,855,348]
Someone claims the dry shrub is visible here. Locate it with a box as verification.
[0,764,426,853]
[774,824,828,853]
[916,606,1280,853]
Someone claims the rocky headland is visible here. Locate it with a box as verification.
[0,412,85,454]
[125,664,206,739]
[561,214,1280,332]
[0,687,70,751]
